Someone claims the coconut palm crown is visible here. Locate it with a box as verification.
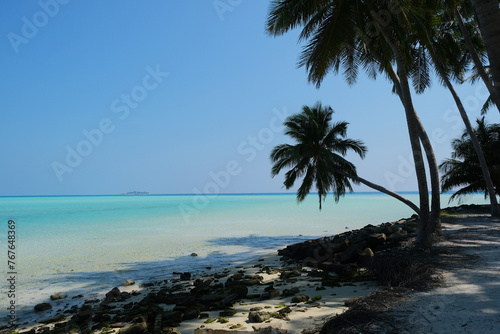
[440,118,500,202]
[270,102,366,209]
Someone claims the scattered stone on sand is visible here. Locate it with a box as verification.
[122,279,135,286]
[292,294,310,303]
[49,293,66,300]
[34,303,52,312]
[248,310,274,323]
[103,287,121,304]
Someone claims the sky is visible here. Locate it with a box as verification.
[0,0,498,197]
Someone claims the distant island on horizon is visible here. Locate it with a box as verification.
[122,191,150,196]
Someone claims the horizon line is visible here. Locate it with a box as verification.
[0,190,460,198]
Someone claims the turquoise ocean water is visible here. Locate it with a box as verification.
[0,193,489,326]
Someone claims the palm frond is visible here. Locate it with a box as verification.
[270,102,367,210]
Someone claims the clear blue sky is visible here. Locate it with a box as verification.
[1,1,498,196]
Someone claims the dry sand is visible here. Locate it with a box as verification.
[386,214,500,333]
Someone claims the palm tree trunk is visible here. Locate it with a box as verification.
[455,9,500,112]
[385,66,442,236]
[414,114,442,236]
[401,88,432,249]
[471,0,500,114]
[432,56,500,217]
[341,172,420,214]
[367,5,432,248]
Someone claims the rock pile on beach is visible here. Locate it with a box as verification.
[278,215,419,272]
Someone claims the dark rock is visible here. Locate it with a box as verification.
[190,278,213,294]
[220,293,240,306]
[318,261,348,273]
[230,284,248,298]
[34,303,52,312]
[39,315,65,324]
[219,308,237,317]
[268,289,280,298]
[193,278,204,286]
[387,230,408,242]
[183,307,200,320]
[180,272,192,281]
[358,248,375,265]
[239,278,262,286]
[104,287,121,303]
[93,313,112,323]
[213,272,227,279]
[329,238,350,254]
[350,230,370,246]
[249,311,273,323]
[387,225,403,235]
[280,268,301,280]
[282,287,300,297]
[65,305,79,315]
[163,310,183,324]
[291,294,309,303]
[322,276,342,287]
[401,221,418,233]
[164,293,196,306]
[339,243,364,264]
[278,306,292,316]
[73,304,93,326]
[368,233,387,247]
[200,294,226,304]
[121,291,132,300]
[84,299,100,304]
[191,253,198,257]
[250,306,263,311]
[212,282,224,290]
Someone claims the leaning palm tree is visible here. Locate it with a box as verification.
[440,118,500,202]
[453,2,499,112]
[469,0,500,110]
[267,0,438,248]
[271,102,420,213]
[410,4,500,217]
